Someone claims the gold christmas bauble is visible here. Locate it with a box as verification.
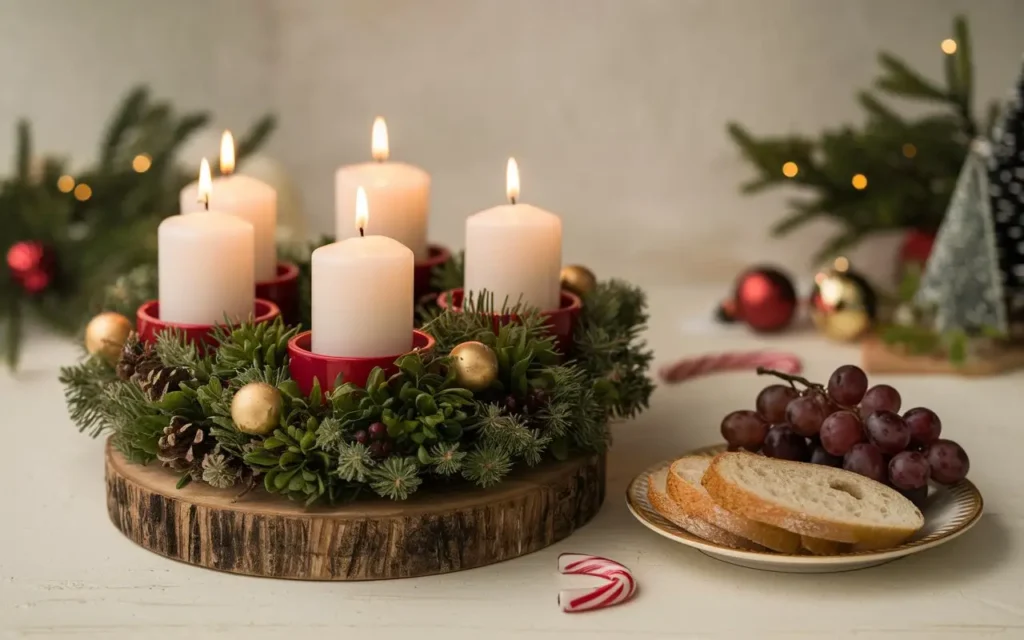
[84,312,133,365]
[809,267,878,342]
[560,264,597,297]
[231,382,283,436]
[449,341,499,392]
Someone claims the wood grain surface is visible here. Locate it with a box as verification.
[104,440,606,580]
[860,336,1024,377]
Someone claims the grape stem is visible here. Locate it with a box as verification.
[756,367,825,394]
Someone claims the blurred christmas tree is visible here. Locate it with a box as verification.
[881,56,1024,364]
[1,86,274,368]
[914,140,1008,335]
[728,15,1000,263]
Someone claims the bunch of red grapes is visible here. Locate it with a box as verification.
[720,365,970,506]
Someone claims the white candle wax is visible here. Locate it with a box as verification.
[464,203,563,311]
[335,162,430,260]
[180,175,278,281]
[311,236,414,357]
[158,211,255,325]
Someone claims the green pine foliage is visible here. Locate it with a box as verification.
[60,279,653,505]
[728,15,996,262]
[2,85,275,368]
[575,280,655,420]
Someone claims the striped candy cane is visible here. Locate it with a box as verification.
[558,553,637,613]
[659,350,803,384]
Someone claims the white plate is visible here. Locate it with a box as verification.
[626,445,984,573]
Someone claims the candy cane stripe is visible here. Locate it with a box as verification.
[659,350,803,384]
[558,553,637,613]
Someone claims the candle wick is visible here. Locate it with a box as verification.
[509,196,517,205]
[359,227,365,237]
[201,196,210,211]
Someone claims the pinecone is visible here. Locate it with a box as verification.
[139,365,192,400]
[157,416,213,473]
[116,332,159,381]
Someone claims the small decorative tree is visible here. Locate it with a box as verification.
[883,57,1024,362]
[914,140,1008,335]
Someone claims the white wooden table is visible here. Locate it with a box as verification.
[2,285,1021,639]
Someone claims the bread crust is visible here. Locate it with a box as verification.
[647,474,763,551]
[666,457,802,553]
[702,452,922,547]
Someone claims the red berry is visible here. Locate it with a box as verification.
[368,422,387,441]
[353,430,369,445]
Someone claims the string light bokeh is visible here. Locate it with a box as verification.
[73,183,92,201]
[132,153,152,173]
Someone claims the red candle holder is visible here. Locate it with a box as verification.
[414,244,452,301]
[435,288,582,355]
[287,329,436,394]
[136,298,281,352]
[255,261,300,325]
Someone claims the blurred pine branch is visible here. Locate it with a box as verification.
[1,85,275,368]
[727,15,996,262]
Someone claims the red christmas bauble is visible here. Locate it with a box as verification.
[733,266,797,332]
[6,241,53,294]
[899,229,936,266]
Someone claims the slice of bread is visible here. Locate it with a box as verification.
[800,535,849,556]
[667,456,802,553]
[646,469,763,551]
[702,452,924,547]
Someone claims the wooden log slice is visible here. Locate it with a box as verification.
[861,335,1024,376]
[104,440,605,580]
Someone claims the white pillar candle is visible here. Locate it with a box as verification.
[313,187,414,357]
[159,162,255,325]
[464,158,562,311]
[334,117,430,260]
[180,131,278,281]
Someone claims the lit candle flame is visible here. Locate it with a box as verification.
[220,130,235,175]
[198,158,213,207]
[506,157,520,204]
[355,186,369,236]
[371,117,389,162]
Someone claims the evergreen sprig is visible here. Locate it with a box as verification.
[462,444,512,488]
[576,280,654,420]
[370,457,422,500]
[60,355,118,436]
[427,442,467,476]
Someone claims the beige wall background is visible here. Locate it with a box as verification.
[3,0,1024,286]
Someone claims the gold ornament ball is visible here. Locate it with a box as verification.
[449,341,499,392]
[809,269,878,342]
[84,312,133,365]
[231,382,283,436]
[560,264,597,297]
